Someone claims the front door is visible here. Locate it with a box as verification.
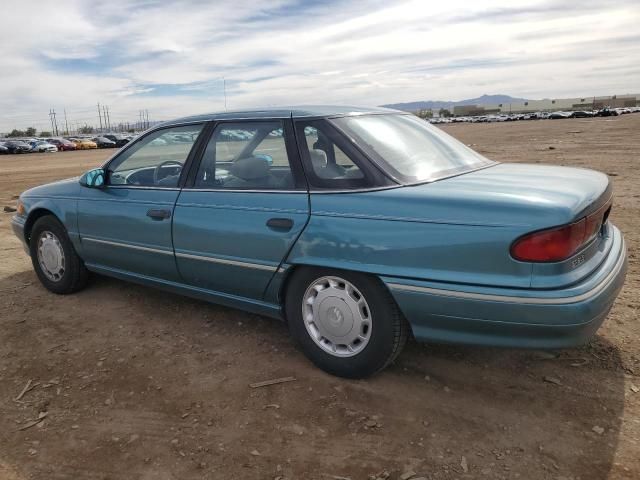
[173,119,309,300]
[78,123,205,281]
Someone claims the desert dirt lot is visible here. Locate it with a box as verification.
[1,115,639,480]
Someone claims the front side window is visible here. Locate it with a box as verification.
[194,121,295,189]
[108,124,204,187]
[331,114,494,184]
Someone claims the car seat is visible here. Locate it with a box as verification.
[224,156,283,188]
[309,149,347,179]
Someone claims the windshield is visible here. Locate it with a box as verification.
[331,114,494,184]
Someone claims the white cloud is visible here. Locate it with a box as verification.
[0,0,639,132]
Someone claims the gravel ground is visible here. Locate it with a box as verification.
[0,114,638,480]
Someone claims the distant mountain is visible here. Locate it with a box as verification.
[382,94,530,112]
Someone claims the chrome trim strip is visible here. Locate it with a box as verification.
[82,237,174,255]
[184,189,305,194]
[183,186,402,194]
[175,251,276,271]
[388,239,625,305]
[309,185,402,194]
[83,238,280,271]
[277,263,291,274]
[106,186,180,191]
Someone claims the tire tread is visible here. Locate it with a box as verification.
[376,286,410,374]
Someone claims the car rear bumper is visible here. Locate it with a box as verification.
[383,225,627,349]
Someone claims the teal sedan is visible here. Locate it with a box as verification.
[11,106,627,378]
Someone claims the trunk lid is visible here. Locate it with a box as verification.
[397,163,612,288]
[413,163,611,229]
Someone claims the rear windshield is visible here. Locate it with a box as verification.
[331,114,494,184]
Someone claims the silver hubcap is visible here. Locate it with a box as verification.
[302,276,372,357]
[37,231,65,282]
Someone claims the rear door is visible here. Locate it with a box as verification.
[173,118,309,301]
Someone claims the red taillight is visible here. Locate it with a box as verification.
[511,219,586,262]
[511,203,610,263]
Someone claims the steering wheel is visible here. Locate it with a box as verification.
[153,160,183,185]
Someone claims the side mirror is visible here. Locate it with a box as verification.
[79,168,106,188]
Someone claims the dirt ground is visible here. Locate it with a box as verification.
[0,115,638,480]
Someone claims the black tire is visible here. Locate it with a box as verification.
[29,215,89,294]
[285,267,409,379]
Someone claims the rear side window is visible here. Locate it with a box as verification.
[331,114,494,184]
[295,120,374,190]
[194,121,297,190]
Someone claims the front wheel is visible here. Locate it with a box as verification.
[286,268,409,378]
[29,215,89,294]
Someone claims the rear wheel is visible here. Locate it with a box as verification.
[286,267,409,378]
[29,215,89,294]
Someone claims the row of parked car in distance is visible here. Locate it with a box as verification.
[0,134,135,154]
[3,105,638,152]
[429,106,640,124]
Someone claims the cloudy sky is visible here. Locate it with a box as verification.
[1,0,638,132]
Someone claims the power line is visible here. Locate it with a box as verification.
[1,104,161,135]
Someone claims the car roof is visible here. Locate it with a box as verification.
[164,105,402,126]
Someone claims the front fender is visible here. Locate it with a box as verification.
[22,197,80,253]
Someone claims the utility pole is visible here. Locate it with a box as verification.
[106,105,111,132]
[145,110,149,129]
[223,77,227,111]
[49,109,59,136]
[64,108,69,136]
[97,103,103,131]
[49,109,55,136]
[103,105,109,131]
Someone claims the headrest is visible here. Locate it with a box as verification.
[229,156,270,180]
[309,149,327,169]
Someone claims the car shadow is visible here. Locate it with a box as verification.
[0,270,628,480]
